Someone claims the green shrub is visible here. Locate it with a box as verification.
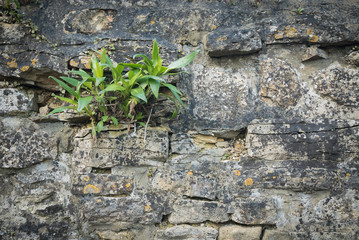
[45,39,199,136]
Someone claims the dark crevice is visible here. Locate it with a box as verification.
[251,124,359,136]
[182,195,215,201]
[91,167,112,174]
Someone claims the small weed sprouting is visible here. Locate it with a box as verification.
[1,0,22,23]
[44,39,199,137]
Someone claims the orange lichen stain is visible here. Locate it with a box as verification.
[106,15,114,22]
[83,176,90,182]
[274,30,284,39]
[273,176,276,179]
[21,65,30,72]
[284,26,297,38]
[31,58,38,66]
[80,57,91,69]
[151,21,155,24]
[309,35,318,42]
[6,55,10,60]
[211,25,217,30]
[96,198,102,203]
[70,59,79,67]
[267,170,274,173]
[346,173,351,179]
[144,204,152,212]
[217,36,228,43]
[112,184,117,189]
[244,178,254,186]
[125,183,131,188]
[7,58,17,68]
[234,170,241,176]
[307,28,319,42]
[83,184,100,194]
[187,171,193,175]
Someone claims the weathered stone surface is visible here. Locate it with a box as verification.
[246,119,359,161]
[169,199,230,224]
[96,230,135,240]
[0,119,57,168]
[155,225,218,240]
[170,133,199,154]
[72,174,133,196]
[312,65,359,107]
[72,128,169,171]
[262,229,295,240]
[0,88,36,115]
[231,198,277,225]
[260,58,302,107]
[207,27,262,57]
[345,50,359,66]
[64,9,117,34]
[82,193,169,224]
[302,46,328,62]
[218,225,262,240]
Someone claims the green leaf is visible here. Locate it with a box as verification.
[41,106,77,119]
[111,116,118,126]
[78,96,92,112]
[91,57,103,78]
[121,63,145,69]
[99,83,125,94]
[49,76,78,99]
[70,69,91,79]
[138,75,165,82]
[149,79,160,99]
[129,70,142,87]
[138,122,146,127]
[152,39,159,66]
[53,95,78,105]
[133,54,153,66]
[60,76,78,87]
[166,49,200,71]
[100,49,107,64]
[102,116,109,122]
[97,121,104,133]
[131,87,147,103]
[95,77,106,87]
[162,83,185,107]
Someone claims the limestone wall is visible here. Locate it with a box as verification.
[0,0,358,239]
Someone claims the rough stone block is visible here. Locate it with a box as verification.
[260,58,302,107]
[82,193,169,224]
[262,230,295,240]
[345,50,359,66]
[155,225,218,240]
[0,119,57,168]
[247,119,359,161]
[168,199,230,224]
[0,88,36,115]
[313,65,359,107]
[72,174,133,196]
[170,133,199,154]
[219,225,262,240]
[302,46,328,61]
[231,198,277,225]
[72,128,169,170]
[207,27,262,57]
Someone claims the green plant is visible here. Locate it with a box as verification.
[297,7,303,15]
[45,39,199,136]
[1,0,22,23]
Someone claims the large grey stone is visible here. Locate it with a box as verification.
[218,225,262,240]
[168,199,230,224]
[312,65,359,107]
[0,88,36,115]
[0,119,57,168]
[155,225,218,240]
[246,119,359,161]
[260,58,302,107]
[207,27,262,57]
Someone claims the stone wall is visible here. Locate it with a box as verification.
[0,0,358,239]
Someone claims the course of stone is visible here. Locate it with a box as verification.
[0,0,358,239]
